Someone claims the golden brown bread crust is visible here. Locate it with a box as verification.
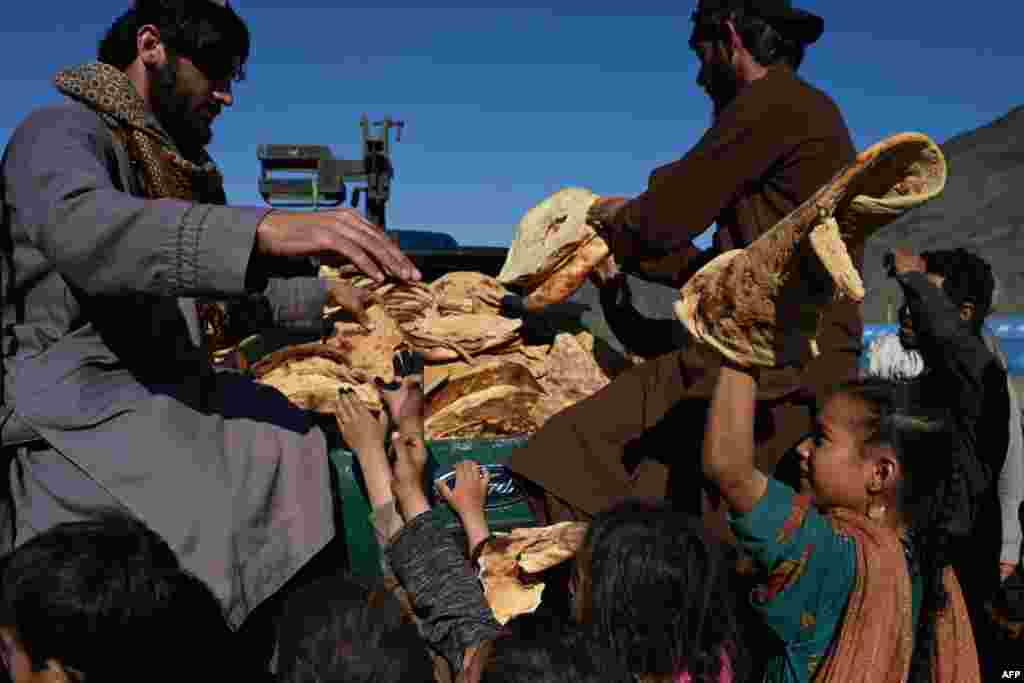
[523,235,610,311]
[425,362,544,419]
[327,304,406,382]
[430,272,510,316]
[425,386,543,440]
[477,522,588,625]
[400,313,524,363]
[253,344,384,413]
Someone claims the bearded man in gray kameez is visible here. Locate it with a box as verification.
[0,0,420,634]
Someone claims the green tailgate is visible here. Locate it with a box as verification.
[330,436,538,578]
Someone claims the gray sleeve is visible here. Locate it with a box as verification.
[262,277,330,331]
[386,510,502,672]
[4,105,270,298]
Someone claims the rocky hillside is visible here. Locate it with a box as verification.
[861,106,1024,323]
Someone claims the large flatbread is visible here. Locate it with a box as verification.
[498,188,608,306]
[422,343,551,392]
[327,304,405,383]
[424,379,545,440]
[676,132,947,368]
[430,272,510,316]
[400,313,523,363]
[252,344,382,413]
[522,236,610,311]
[424,361,545,439]
[377,282,436,325]
[530,332,611,426]
[257,370,381,413]
[425,362,544,420]
[478,522,588,625]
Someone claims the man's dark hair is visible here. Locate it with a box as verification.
[922,248,995,333]
[275,575,434,683]
[579,500,742,682]
[0,512,234,682]
[98,0,251,82]
[691,7,806,69]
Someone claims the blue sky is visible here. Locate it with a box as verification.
[2,1,1022,249]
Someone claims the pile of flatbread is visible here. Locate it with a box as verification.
[253,268,621,440]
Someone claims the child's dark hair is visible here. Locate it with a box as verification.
[275,575,434,683]
[842,378,978,683]
[98,0,251,82]
[479,625,632,683]
[0,512,234,683]
[579,499,741,683]
[921,248,995,334]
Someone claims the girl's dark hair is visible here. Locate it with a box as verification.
[98,0,251,82]
[842,378,977,683]
[690,8,806,70]
[579,500,741,683]
[922,248,995,334]
[0,512,234,682]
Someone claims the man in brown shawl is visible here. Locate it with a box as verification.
[511,0,862,531]
[0,0,418,661]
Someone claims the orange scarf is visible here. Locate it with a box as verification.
[812,509,979,683]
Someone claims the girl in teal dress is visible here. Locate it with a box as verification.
[703,365,980,682]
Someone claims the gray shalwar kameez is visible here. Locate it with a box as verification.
[1,100,336,628]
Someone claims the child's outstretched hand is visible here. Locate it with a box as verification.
[376,350,426,434]
[436,460,490,518]
[436,460,491,554]
[335,387,387,455]
[335,388,393,509]
[391,430,430,519]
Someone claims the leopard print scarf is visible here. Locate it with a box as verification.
[54,62,229,347]
[54,62,225,202]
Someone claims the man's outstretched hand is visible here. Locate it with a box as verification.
[256,208,421,283]
[587,196,647,265]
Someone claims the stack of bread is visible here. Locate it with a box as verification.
[253,266,620,441]
[254,131,948,439]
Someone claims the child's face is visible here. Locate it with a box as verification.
[795,394,875,513]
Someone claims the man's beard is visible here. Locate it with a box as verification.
[705,52,740,122]
[150,60,212,156]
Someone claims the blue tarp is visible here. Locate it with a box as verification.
[863,315,1024,376]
